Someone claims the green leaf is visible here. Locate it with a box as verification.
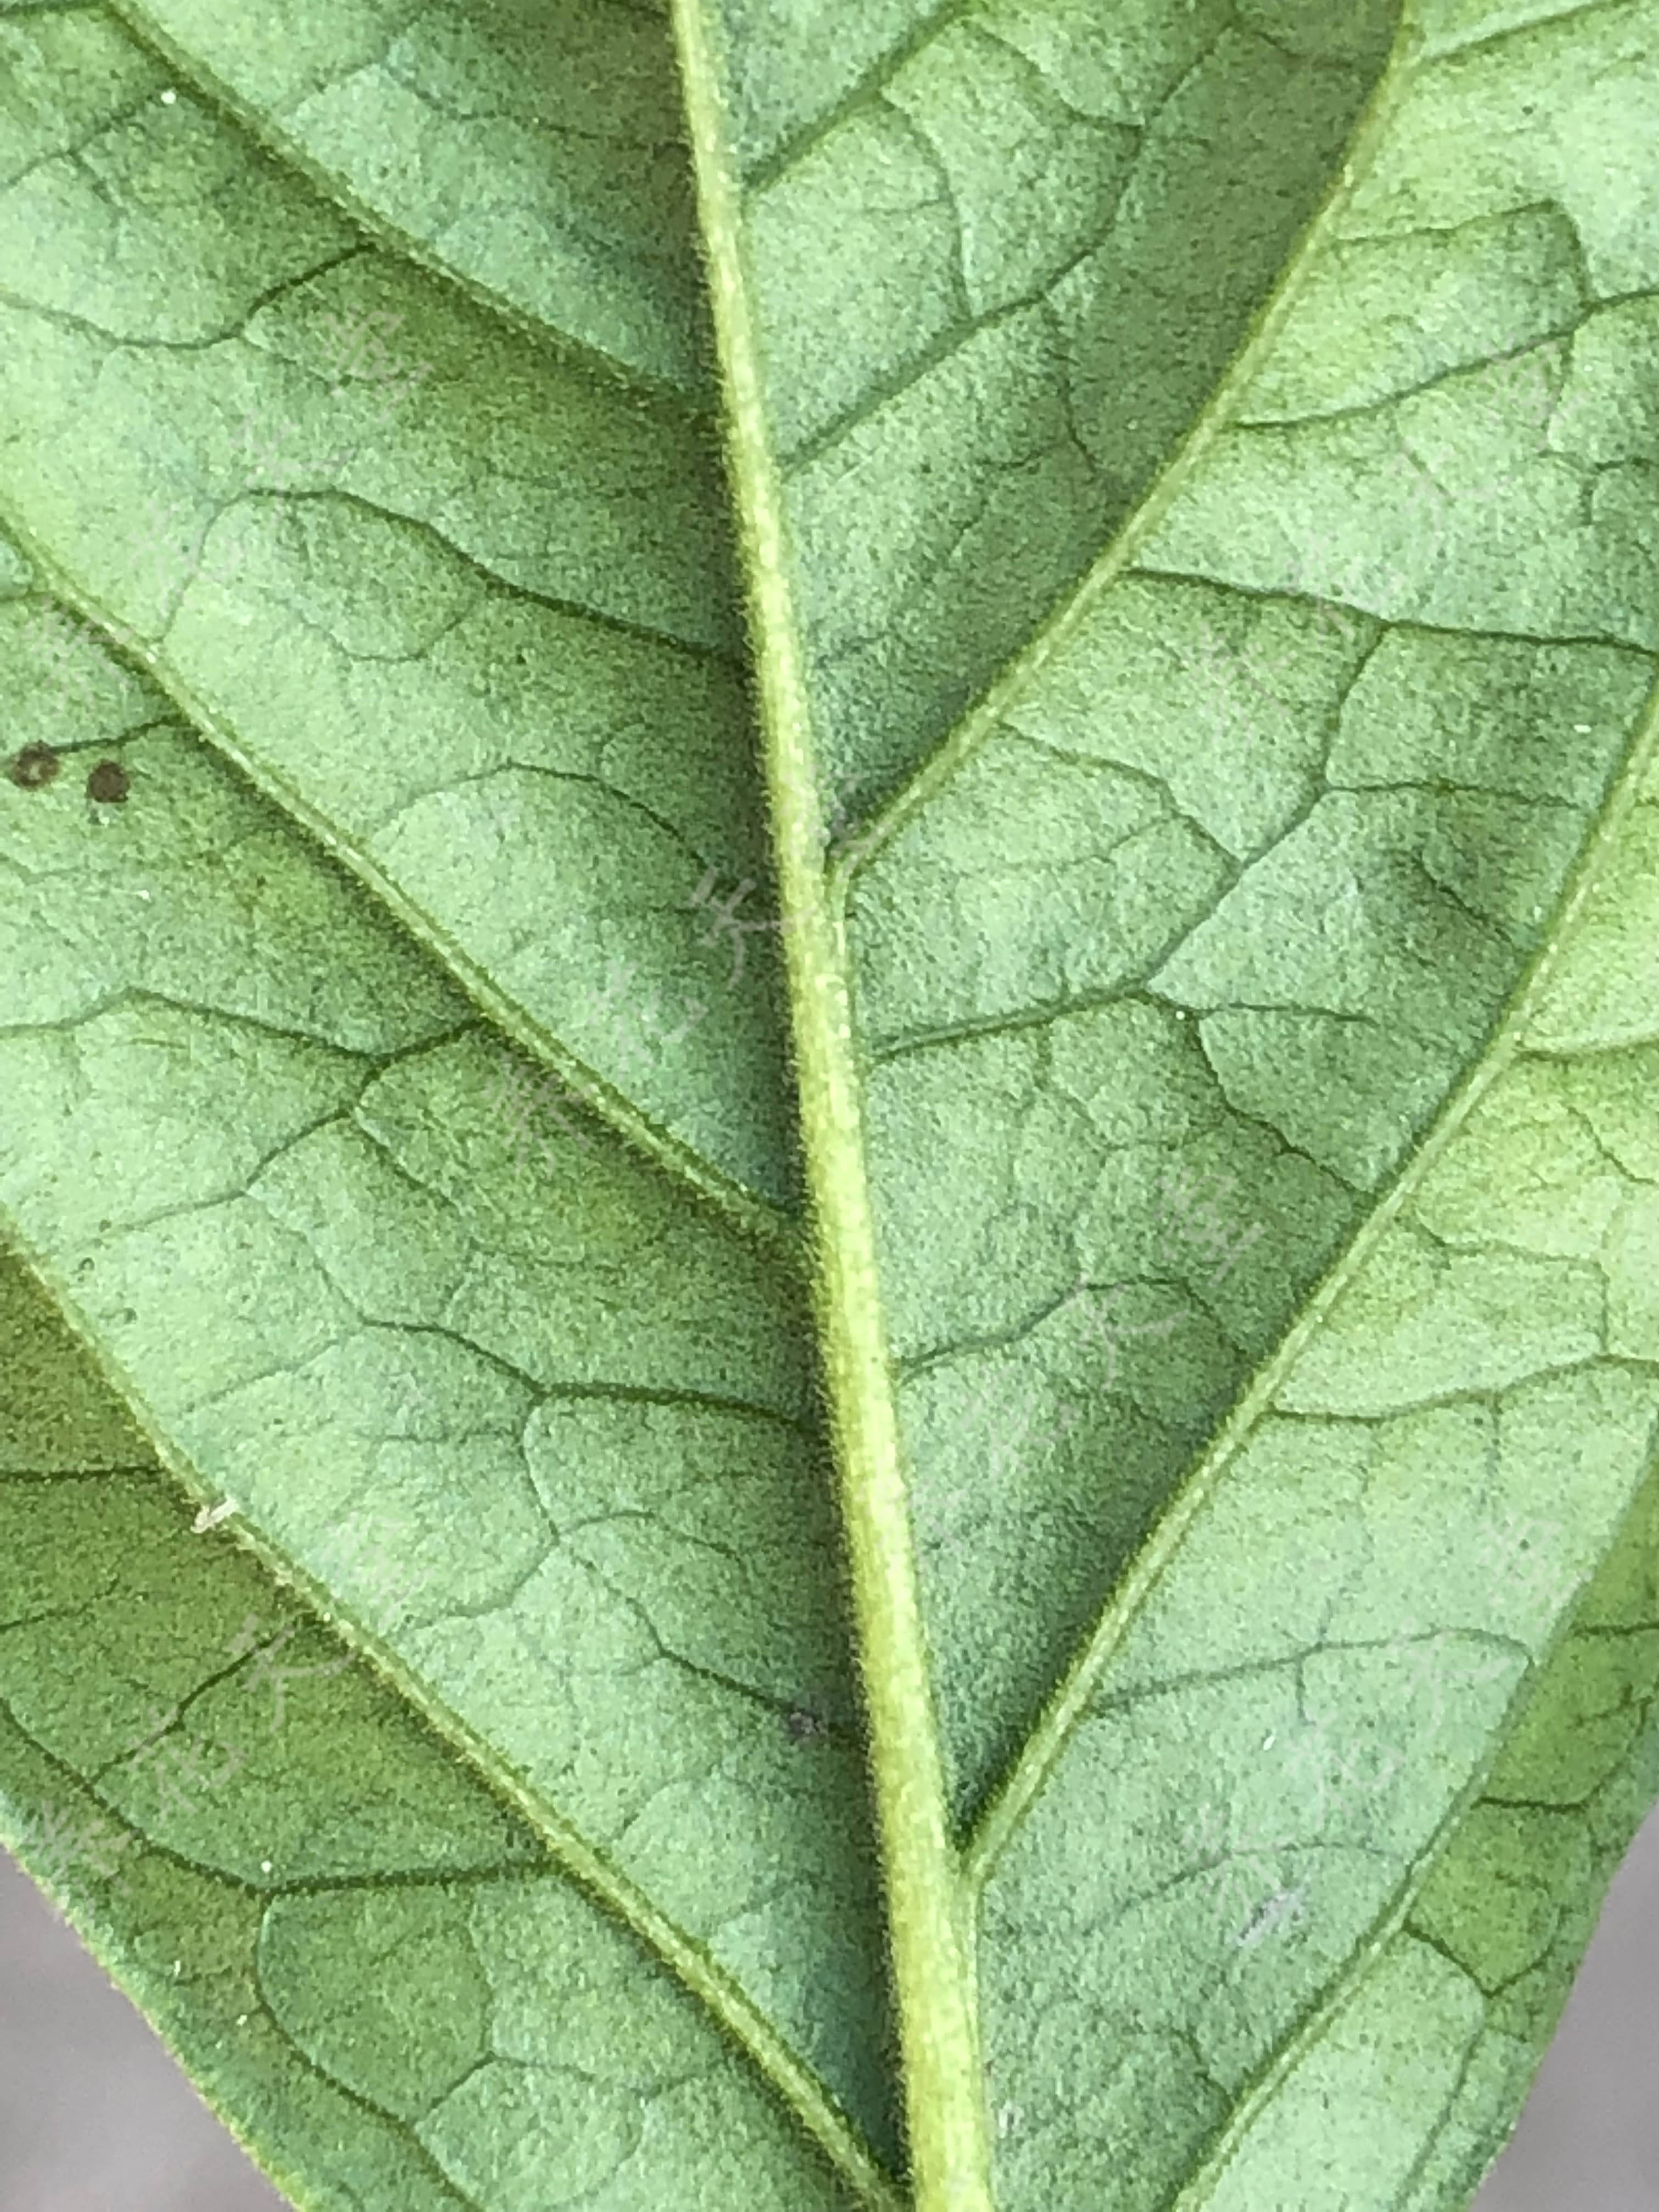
[0,1260,877,2211]
[2,3,1658,2210]
[109,0,715,396]
[0,0,792,1207]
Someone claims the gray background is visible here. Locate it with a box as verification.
[4,1813,1658,2209]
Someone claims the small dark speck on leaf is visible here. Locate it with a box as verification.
[7,742,60,789]
[785,1707,827,1744]
[87,759,129,804]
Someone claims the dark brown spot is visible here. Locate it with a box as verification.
[7,742,60,790]
[87,759,129,804]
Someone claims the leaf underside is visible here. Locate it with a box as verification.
[2,4,1658,2210]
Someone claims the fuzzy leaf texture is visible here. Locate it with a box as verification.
[1,4,1658,2210]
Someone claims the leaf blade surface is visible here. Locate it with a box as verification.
[3,2,1659,2208]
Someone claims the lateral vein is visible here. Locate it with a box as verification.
[964,668,1659,1894]
[0,527,797,1265]
[0,1228,901,2212]
[832,12,1432,898]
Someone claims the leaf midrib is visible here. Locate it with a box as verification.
[3,32,909,2183]
[669,3,1009,2206]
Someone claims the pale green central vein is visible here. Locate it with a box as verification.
[667,8,994,2209]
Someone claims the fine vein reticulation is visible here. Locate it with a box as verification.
[3,4,1659,2211]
